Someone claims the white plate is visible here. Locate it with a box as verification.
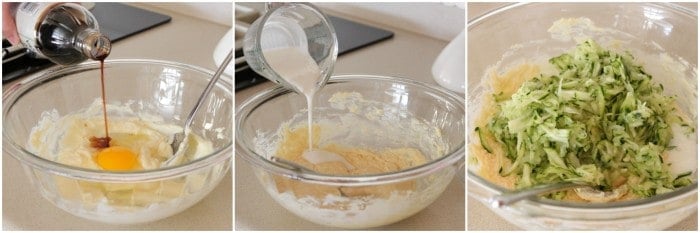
[213,29,234,76]
[431,29,465,93]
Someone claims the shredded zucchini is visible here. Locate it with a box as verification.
[482,39,694,198]
[475,127,493,153]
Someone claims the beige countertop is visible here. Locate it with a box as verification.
[467,2,697,231]
[234,3,465,230]
[2,3,232,230]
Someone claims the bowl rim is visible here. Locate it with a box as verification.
[468,170,698,210]
[2,59,233,182]
[468,2,697,27]
[466,2,698,211]
[235,74,466,186]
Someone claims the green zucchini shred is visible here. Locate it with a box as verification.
[485,39,694,198]
[476,127,493,153]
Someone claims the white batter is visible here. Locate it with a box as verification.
[27,99,213,170]
[26,100,217,222]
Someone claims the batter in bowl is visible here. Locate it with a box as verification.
[26,99,215,215]
[253,91,451,228]
[273,125,428,199]
[471,39,696,202]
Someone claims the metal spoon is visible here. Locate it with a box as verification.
[163,50,233,167]
[270,156,318,174]
[488,182,589,208]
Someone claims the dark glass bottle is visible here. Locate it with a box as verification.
[15,2,111,65]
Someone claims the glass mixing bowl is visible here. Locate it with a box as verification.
[468,3,697,230]
[236,75,465,228]
[3,59,233,224]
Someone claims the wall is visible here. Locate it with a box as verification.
[140,2,233,27]
[317,2,465,42]
[143,2,466,42]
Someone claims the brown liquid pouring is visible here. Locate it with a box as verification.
[89,58,111,149]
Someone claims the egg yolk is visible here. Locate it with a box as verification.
[95,146,138,171]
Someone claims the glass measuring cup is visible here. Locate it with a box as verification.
[242,3,338,92]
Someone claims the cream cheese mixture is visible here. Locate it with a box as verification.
[26,99,217,223]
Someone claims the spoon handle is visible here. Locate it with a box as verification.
[183,50,233,129]
[489,182,587,208]
[270,156,317,174]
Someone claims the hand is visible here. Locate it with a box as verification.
[3,2,20,45]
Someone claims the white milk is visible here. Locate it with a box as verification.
[263,47,321,101]
[301,149,355,170]
[263,47,349,166]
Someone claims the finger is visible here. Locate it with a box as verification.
[2,3,20,45]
